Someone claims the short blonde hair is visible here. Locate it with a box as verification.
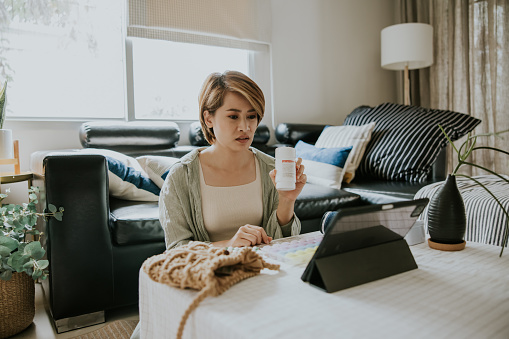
[198,71,265,144]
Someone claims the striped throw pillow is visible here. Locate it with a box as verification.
[343,103,482,182]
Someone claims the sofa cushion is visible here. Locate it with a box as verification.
[294,183,360,220]
[343,103,481,183]
[109,199,164,246]
[341,179,436,205]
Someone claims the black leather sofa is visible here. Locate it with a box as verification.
[30,121,361,333]
[32,118,446,332]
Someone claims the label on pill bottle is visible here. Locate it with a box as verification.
[275,147,296,191]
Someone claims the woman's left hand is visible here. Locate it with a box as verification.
[269,157,307,202]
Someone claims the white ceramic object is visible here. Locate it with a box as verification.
[0,129,13,159]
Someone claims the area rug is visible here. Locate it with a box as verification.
[69,320,139,339]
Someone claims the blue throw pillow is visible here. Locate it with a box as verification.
[294,141,353,189]
[295,140,352,168]
[105,157,160,196]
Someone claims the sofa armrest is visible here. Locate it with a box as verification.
[34,153,114,321]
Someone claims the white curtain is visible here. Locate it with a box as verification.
[402,0,509,176]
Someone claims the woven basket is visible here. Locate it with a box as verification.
[0,272,35,339]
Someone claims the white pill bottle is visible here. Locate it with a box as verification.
[275,147,296,191]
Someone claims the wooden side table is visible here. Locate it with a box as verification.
[0,140,21,174]
[0,140,32,193]
[0,172,34,194]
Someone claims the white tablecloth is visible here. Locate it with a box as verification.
[138,235,509,339]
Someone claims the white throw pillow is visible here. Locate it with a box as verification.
[302,159,346,189]
[314,122,376,182]
[137,155,180,188]
[79,149,160,201]
[294,140,353,190]
[30,148,160,201]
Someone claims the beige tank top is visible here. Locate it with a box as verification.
[199,157,264,242]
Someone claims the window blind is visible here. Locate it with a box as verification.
[127,0,271,52]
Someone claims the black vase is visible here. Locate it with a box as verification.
[427,174,466,244]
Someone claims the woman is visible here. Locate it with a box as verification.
[159,70,306,249]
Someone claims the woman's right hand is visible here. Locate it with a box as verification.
[227,225,272,247]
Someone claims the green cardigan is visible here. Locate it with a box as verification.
[159,147,301,249]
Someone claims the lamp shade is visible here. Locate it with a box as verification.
[381,23,433,70]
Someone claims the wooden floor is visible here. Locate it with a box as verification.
[10,282,139,339]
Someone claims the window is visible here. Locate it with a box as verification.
[0,0,271,122]
[130,38,249,121]
[0,0,125,120]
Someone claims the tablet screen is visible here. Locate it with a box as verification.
[315,199,428,258]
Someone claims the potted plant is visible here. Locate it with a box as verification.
[0,81,13,160]
[0,186,64,338]
[427,125,509,256]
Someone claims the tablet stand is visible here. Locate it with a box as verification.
[304,226,417,293]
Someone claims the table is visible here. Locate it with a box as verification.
[0,172,34,193]
[138,233,509,339]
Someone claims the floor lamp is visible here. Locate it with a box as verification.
[381,23,433,105]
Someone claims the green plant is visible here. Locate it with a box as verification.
[0,186,64,281]
[440,124,509,256]
[0,80,6,129]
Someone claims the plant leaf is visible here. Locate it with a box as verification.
[36,259,49,269]
[0,235,18,251]
[7,251,29,271]
[24,241,45,260]
[0,81,6,129]
[0,270,12,281]
[0,245,12,257]
[23,259,35,269]
[54,212,63,221]
[48,204,57,213]
[32,269,42,280]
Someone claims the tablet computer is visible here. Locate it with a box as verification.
[301,198,429,292]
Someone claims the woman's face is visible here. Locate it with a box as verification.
[204,91,258,151]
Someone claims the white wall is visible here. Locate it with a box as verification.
[1,0,399,202]
[271,0,398,125]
